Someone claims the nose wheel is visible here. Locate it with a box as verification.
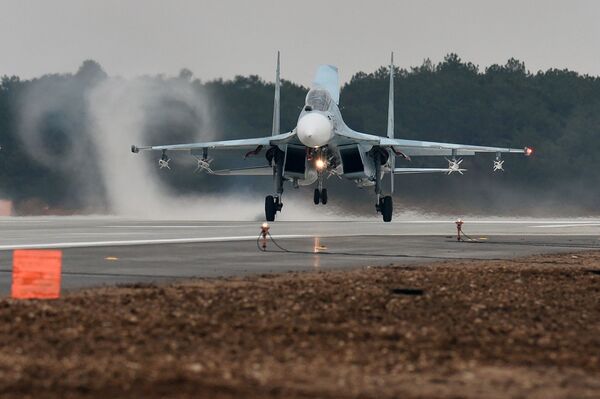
[313,188,328,205]
[376,196,393,222]
[265,195,283,221]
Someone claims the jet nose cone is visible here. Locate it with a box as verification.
[297,113,333,148]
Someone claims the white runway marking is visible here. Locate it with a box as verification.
[1,231,598,251]
[0,235,306,250]
[532,223,600,228]
[0,220,51,224]
[102,225,253,229]
[0,233,423,250]
[354,220,600,224]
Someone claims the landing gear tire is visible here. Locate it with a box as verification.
[321,189,328,205]
[314,188,328,205]
[381,196,393,222]
[265,195,277,221]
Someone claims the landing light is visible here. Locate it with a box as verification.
[524,147,534,156]
[315,158,326,170]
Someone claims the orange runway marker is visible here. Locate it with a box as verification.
[11,250,62,299]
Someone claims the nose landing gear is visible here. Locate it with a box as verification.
[313,163,328,205]
[313,188,328,205]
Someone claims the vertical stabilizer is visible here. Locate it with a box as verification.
[388,53,395,193]
[387,52,394,139]
[272,51,281,136]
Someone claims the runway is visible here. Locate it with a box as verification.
[1,216,599,295]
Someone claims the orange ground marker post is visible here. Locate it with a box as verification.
[11,250,62,299]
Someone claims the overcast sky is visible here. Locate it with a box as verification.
[1,0,599,85]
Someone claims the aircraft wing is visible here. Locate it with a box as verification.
[131,131,296,153]
[393,168,466,174]
[210,166,273,176]
[380,137,529,157]
[336,130,530,157]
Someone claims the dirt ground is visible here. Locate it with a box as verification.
[0,252,599,399]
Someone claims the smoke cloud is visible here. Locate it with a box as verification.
[16,67,358,220]
[86,75,361,220]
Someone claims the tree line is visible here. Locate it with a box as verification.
[1,54,599,215]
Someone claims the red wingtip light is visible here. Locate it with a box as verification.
[524,147,534,156]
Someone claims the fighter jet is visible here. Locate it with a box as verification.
[131,53,532,222]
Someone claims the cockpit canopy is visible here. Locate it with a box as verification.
[305,88,332,112]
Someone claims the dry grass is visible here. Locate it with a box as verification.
[0,252,599,398]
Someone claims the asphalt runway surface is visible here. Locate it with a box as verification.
[1,216,600,295]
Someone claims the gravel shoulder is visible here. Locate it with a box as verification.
[0,251,599,398]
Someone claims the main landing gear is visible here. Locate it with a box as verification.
[265,147,285,222]
[376,196,393,222]
[265,195,283,222]
[373,148,393,222]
